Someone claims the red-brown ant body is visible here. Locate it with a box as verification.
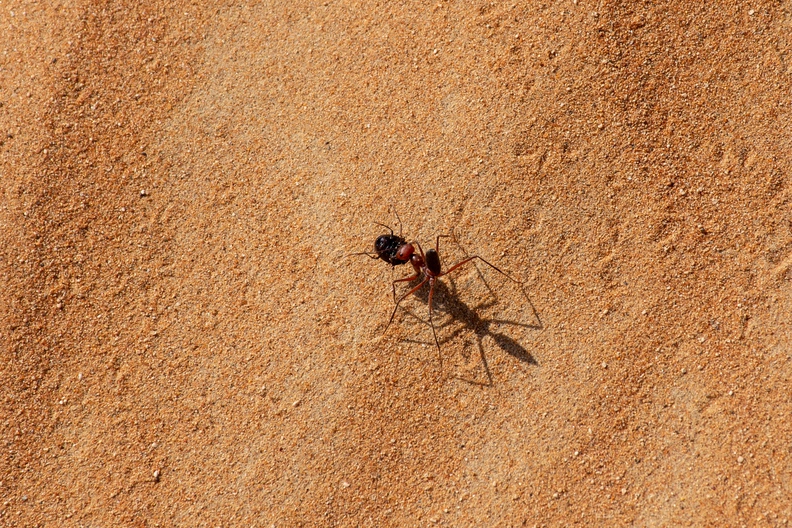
[355,222,523,359]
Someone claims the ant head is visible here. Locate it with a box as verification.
[375,234,398,254]
[375,234,409,266]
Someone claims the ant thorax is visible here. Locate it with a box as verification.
[396,243,414,262]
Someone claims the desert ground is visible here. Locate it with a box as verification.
[2,0,792,526]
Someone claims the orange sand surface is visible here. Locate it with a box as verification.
[2,1,792,525]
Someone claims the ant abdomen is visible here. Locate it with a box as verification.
[425,249,442,276]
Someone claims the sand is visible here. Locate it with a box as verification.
[2,0,791,525]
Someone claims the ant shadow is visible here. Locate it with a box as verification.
[397,264,542,386]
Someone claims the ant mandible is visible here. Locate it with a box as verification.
[354,220,523,358]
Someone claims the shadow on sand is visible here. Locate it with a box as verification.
[396,263,543,386]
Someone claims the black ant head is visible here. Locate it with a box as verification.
[375,234,410,266]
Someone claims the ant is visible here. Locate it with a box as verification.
[353,219,524,361]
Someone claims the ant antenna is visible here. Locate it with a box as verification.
[393,209,403,237]
[372,221,394,235]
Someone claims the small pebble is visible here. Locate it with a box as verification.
[139,189,148,197]
[737,456,744,464]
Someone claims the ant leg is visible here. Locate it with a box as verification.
[435,231,520,283]
[441,255,522,284]
[415,241,427,262]
[384,276,428,334]
[427,278,443,368]
[390,253,423,301]
[391,271,420,303]
[436,233,452,252]
[346,251,379,259]
[435,233,457,266]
